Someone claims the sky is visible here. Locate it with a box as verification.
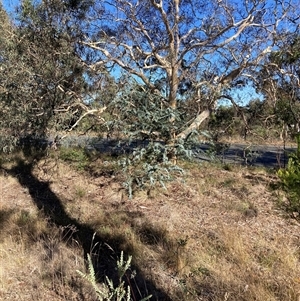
[0,0,269,106]
[1,0,18,14]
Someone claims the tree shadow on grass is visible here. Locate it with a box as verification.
[5,159,171,301]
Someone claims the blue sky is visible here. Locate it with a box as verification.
[0,0,269,106]
[1,0,19,14]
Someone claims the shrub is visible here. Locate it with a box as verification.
[59,147,89,170]
[277,133,300,213]
[118,141,186,198]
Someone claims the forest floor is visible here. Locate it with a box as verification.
[0,146,299,301]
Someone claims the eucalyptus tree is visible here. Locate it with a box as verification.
[0,0,108,152]
[81,0,297,145]
[0,3,21,150]
[258,33,300,140]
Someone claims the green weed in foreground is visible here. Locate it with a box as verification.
[77,251,152,301]
[277,133,300,214]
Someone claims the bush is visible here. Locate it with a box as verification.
[277,133,300,213]
[118,141,186,198]
[59,147,89,170]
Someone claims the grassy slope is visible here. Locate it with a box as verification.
[0,151,299,301]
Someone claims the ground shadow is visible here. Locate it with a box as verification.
[5,159,171,301]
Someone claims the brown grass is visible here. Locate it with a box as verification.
[0,151,299,301]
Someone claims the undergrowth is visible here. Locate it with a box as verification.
[59,147,90,170]
[118,141,186,198]
[277,133,300,213]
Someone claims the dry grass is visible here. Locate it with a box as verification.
[0,150,299,301]
[0,209,92,300]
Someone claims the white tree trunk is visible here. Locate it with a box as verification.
[176,109,211,141]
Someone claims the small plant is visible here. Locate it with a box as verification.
[77,251,152,301]
[175,236,189,275]
[222,163,233,171]
[74,186,86,199]
[59,147,89,170]
[243,145,259,165]
[277,133,300,213]
[118,142,185,198]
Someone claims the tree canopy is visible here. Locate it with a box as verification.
[0,0,107,151]
[1,0,300,151]
[260,33,300,137]
[80,0,299,142]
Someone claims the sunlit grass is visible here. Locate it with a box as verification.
[0,152,299,300]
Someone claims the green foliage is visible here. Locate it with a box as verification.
[275,98,300,137]
[106,82,198,197]
[59,147,89,170]
[277,134,300,213]
[77,251,152,301]
[208,105,245,138]
[263,34,300,141]
[208,99,295,141]
[0,0,100,152]
[118,142,185,198]
[109,83,184,142]
[269,35,300,66]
